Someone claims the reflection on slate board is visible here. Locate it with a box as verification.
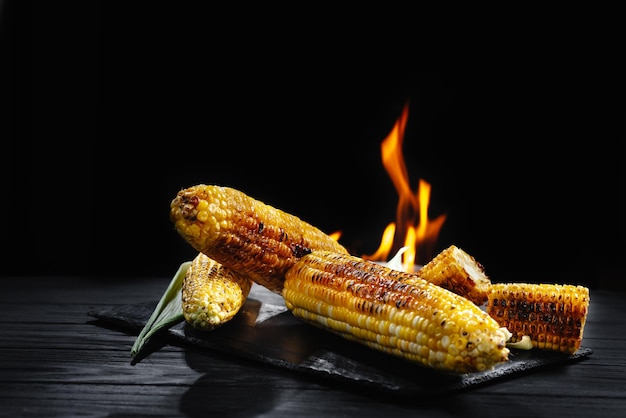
[88,284,592,396]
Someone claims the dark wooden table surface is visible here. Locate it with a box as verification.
[1,275,625,418]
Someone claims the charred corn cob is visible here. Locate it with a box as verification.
[182,253,253,331]
[415,245,491,306]
[486,283,590,354]
[283,250,511,374]
[170,184,349,293]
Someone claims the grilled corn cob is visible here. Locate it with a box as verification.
[486,283,590,354]
[170,184,349,293]
[182,253,253,331]
[415,245,491,306]
[283,250,511,374]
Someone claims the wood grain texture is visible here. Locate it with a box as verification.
[1,276,625,417]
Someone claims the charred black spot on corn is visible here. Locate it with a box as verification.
[290,243,312,259]
[283,250,511,374]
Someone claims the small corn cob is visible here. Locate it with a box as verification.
[170,184,349,293]
[486,283,590,354]
[415,245,491,306]
[182,253,253,331]
[283,250,511,374]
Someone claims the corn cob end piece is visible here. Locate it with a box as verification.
[182,253,252,331]
[416,245,491,306]
[487,282,590,354]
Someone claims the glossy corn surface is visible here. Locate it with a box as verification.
[416,245,491,306]
[486,283,590,354]
[182,253,252,331]
[283,250,510,374]
[170,184,348,293]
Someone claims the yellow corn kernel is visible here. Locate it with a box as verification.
[414,245,491,306]
[486,282,590,354]
[283,250,510,374]
[182,253,252,331]
[170,184,348,293]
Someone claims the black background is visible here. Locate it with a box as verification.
[2,2,624,289]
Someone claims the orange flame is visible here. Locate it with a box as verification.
[329,231,342,242]
[363,103,447,271]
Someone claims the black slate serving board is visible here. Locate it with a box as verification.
[89,284,592,396]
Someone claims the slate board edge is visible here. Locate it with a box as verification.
[88,303,593,397]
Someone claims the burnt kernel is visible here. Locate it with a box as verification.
[291,244,312,258]
[257,222,264,233]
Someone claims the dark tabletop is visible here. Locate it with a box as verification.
[1,275,625,418]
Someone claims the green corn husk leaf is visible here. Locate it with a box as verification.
[130,260,191,359]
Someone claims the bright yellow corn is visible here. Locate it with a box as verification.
[170,184,349,293]
[283,250,511,374]
[182,253,252,331]
[415,245,491,306]
[486,283,590,354]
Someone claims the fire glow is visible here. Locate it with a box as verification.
[362,103,447,271]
